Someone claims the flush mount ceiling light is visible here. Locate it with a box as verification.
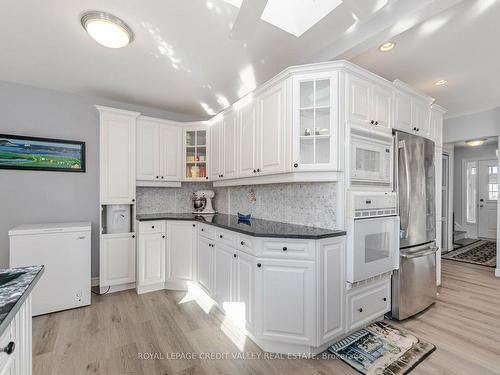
[379,41,395,52]
[434,79,448,86]
[81,11,134,48]
[465,139,486,147]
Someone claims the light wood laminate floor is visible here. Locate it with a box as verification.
[33,260,500,375]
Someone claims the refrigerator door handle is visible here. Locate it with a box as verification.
[401,246,438,259]
[398,139,411,239]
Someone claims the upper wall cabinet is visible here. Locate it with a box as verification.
[210,117,223,180]
[98,106,139,204]
[238,99,258,178]
[346,73,392,132]
[431,105,446,146]
[292,72,338,170]
[184,126,209,181]
[223,110,238,179]
[137,117,182,185]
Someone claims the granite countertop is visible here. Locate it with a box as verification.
[0,265,44,335]
[136,213,346,239]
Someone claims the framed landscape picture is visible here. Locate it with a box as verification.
[0,134,85,172]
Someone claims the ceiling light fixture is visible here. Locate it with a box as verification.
[434,79,448,86]
[379,42,395,52]
[465,139,486,147]
[81,11,134,48]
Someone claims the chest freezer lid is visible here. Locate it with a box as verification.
[8,222,92,236]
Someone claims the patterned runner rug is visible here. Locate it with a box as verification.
[442,240,496,267]
[328,322,435,374]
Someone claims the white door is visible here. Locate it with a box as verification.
[160,124,182,181]
[138,233,165,286]
[256,259,315,345]
[100,234,136,287]
[223,110,238,179]
[238,101,258,177]
[136,120,160,181]
[441,154,449,251]
[213,243,234,310]
[166,221,196,282]
[478,160,498,239]
[393,90,412,132]
[371,85,392,129]
[234,250,255,331]
[99,110,137,204]
[197,235,213,294]
[346,74,371,127]
[258,83,286,175]
[210,119,223,180]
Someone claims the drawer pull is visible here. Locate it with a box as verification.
[192,224,195,227]
[201,228,204,231]
[151,225,155,229]
[3,341,15,355]
[219,234,223,238]
[282,246,287,251]
[358,308,363,313]
[240,241,245,246]
[383,297,387,301]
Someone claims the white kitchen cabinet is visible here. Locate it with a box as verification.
[238,100,258,178]
[137,118,182,183]
[431,105,445,145]
[166,221,196,285]
[138,232,165,289]
[318,238,344,344]
[257,82,287,175]
[100,233,136,287]
[292,72,338,170]
[393,90,412,132]
[223,110,238,179]
[184,126,209,181]
[393,81,433,138]
[412,98,431,137]
[197,235,213,294]
[234,250,255,331]
[255,259,315,345]
[346,74,392,132]
[213,243,235,310]
[97,106,139,204]
[210,117,223,180]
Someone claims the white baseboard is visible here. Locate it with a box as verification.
[495,268,500,278]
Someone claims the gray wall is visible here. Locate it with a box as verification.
[453,142,498,236]
[444,106,500,143]
[0,80,200,276]
[138,182,338,230]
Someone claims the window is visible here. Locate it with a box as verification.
[488,165,498,201]
[466,161,477,224]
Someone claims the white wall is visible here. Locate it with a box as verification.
[444,107,500,274]
[0,80,200,276]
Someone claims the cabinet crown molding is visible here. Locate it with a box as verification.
[431,103,447,114]
[95,105,141,117]
[393,79,435,105]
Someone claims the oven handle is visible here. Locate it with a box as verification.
[401,246,438,259]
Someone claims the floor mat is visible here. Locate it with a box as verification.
[442,240,496,267]
[328,321,435,375]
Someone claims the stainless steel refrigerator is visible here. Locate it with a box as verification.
[392,131,437,320]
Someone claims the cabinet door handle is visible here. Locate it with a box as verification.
[375,121,379,125]
[132,235,135,238]
[219,234,223,238]
[2,341,15,355]
[206,177,209,180]
[77,236,86,240]
[253,169,257,173]
[257,263,262,268]
[370,120,374,124]
[358,308,363,313]
[161,176,164,179]
[256,168,260,172]
[156,176,159,179]
[132,199,135,202]
[152,225,155,229]
[282,246,287,251]
[192,224,196,227]
[162,235,165,239]
[383,297,387,301]
[201,228,204,231]
[240,241,245,246]
[293,163,298,168]
[233,254,237,258]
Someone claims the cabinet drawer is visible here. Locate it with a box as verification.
[346,279,391,331]
[237,234,255,255]
[215,228,236,248]
[257,238,315,260]
[198,223,215,240]
[139,221,165,234]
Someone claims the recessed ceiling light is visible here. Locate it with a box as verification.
[379,42,395,52]
[465,139,486,147]
[434,79,448,86]
[81,11,134,48]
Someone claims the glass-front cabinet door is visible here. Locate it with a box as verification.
[292,73,338,171]
[183,127,209,180]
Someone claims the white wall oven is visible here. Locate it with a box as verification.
[347,192,399,283]
[350,129,393,188]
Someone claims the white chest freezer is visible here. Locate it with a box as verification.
[9,222,91,316]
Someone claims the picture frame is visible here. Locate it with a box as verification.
[0,133,86,172]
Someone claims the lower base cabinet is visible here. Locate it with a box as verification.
[138,232,165,287]
[213,243,234,311]
[197,235,213,294]
[166,221,196,284]
[0,295,32,375]
[100,233,136,288]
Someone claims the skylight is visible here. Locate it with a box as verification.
[223,0,343,37]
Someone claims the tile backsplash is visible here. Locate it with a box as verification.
[137,182,337,229]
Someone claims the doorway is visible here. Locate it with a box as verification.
[478,160,498,239]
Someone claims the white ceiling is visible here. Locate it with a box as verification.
[0,0,486,119]
[351,0,500,119]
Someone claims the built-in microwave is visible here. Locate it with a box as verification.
[346,192,399,283]
[350,129,393,188]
